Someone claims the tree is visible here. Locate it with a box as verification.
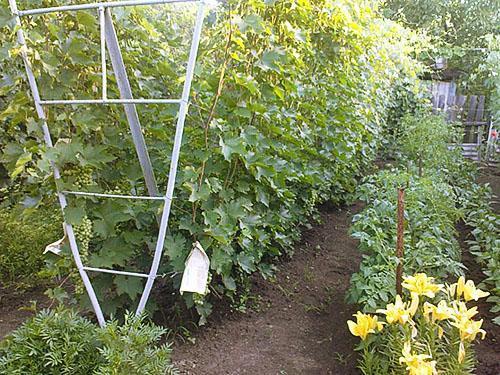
[385,0,500,92]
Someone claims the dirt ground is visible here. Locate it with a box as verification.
[173,202,364,374]
[0,285,50,340]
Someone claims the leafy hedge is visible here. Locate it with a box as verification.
[0,206,62,288]
[0,0,423,320]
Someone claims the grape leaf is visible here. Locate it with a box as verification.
[114,276,143,299]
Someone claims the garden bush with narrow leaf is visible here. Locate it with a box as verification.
[0,307,177,375]
[0,308,102,374]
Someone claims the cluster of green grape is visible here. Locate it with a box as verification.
[104,179,130,196]
[63,165,93,189]
[71,269,84,295]
[63,165,94,296]
[74,217,92,260]
[72,217,92,296]
[193,273,212,306]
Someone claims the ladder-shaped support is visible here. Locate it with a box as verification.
[9,0,207,327]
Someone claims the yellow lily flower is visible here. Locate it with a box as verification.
[399,342,437,375]
[347,312,383,340]
[455,276,490,302]
[446,282,457,298]
[412,360,438,375]
[402,273,443,298]
[450,301,478,322]
[377,293,418,325]
[423,300,453,322]
[455,276,465,299]
[408,292,420,316]
[451,318,486,342]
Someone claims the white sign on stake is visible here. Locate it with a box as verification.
[180,241,210,295]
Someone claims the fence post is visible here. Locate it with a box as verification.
[396,188,405,295]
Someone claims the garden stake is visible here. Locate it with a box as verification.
[396,187,405,295]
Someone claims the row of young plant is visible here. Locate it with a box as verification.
[345,112,498,373]
[0,0,426,321]
[460,182,500,324]
[0,308,177,375]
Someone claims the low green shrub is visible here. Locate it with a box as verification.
[0,205,62,288]
[96,313,177,375]
[0,308,101,374]
[0,308,176,375]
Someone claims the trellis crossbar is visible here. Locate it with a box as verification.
[9,0,207,327]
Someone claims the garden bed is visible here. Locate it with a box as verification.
[172,171,500,374]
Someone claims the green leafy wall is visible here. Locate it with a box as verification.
[0,0,423,320]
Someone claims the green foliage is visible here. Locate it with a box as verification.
[96,313,177,375]
[384,0,500,92]
[478,35,500,127]
[346,170,464,309]
[0,308,102,374]
[399,113,461,176]
[0,308,177,375]
[380,81,430,159]
[0,205,63,288]
[460,183,500,324]
[0,0,424,321]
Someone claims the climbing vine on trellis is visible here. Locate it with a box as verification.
[0,0,424,321]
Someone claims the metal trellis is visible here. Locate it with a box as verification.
[9,0,207,327]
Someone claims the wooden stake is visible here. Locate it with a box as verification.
[396,188,405,295]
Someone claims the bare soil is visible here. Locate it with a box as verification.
[0,285,50,340]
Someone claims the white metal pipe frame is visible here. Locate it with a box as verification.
[8,0,208,327]
[14,0,200,16]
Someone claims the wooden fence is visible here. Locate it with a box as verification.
[431,93,491,161]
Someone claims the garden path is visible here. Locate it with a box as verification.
[173,202,363,374]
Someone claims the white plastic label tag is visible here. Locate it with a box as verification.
[180,241,210,295]
[44,223,67,255]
